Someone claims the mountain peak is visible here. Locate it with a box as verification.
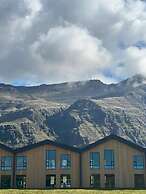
[119,74,146,88]
[1,74,146,148]
[128,74,146,82]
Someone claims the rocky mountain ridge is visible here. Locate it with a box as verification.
[0,74,146,148]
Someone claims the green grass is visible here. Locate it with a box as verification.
[0,190,146,194]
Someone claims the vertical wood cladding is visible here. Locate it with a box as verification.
[15,145,80,189]
[0,135,145,189]
[81,139,146,188]
[0,149,13,188]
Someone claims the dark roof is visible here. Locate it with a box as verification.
[0,143,14,152]
[80,135,146,152]
[14,139,80,153]
[0,135,145,153]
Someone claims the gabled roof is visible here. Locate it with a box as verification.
[0,142,14,152]
[80,135,146,152]
[0,135,145,154]
[14,139,80,153]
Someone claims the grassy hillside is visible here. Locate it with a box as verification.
[0,190,146,194]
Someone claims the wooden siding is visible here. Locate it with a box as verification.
[15,145,80,189]
[0,136,146,189]
[0,149,13,188]
[81,139,146,188]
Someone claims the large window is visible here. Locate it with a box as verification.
[104,149,115,169]
[16,175,26,189]
[61,154,71,169]
[46,175,56,188]
[105,174,115,188]
[134,174,145,188]
[1,175,11,188]
[90,174,100,188]
[46,150,56,169]
[16,156,27,170]
[90,152,100,169]
[133,155,144,169]
[60,174,71,188]
[1,156,12,171]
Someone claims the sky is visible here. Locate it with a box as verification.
[1,0,146,85]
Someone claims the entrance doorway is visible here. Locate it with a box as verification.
[90,174,100,188]
[134,174,145,188]
[46,175,56,188]
[16,175,26,188]
[105,174,115,188]
[1,175,11,189]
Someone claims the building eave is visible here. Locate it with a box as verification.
[80,135,146,152]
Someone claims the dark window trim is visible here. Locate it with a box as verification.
[46,150,56,169]
[60,154,71,169]
[104,149,115,169]
[104,174,115,188]
[90,174,101,188]
[90,152,100,169]
[16,175,27,189]
[60,174,71,188]
[46,174,56,188]
[16,156,27,170]
[133,155,144,170]
[1,175,12,188]
[1,156,13,171]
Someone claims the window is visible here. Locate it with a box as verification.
[90,152,100,169]
[105,174,115,188]
[104,149,115,169]
[1,175,11,188]
[16,156,27,170]
[46,150,56,169]
[90,174,100,188]
[16,175,26,189]
[61,154,71,169]
[60,175,71,188]
[46,175,56,188]
[134,174,145,188]
[133,155,144,169]
[1,156,12,171]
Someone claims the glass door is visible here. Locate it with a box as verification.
[16,175,26,188]
[134,174,145,188]
[105,174,115,188]
[1,175,11,189]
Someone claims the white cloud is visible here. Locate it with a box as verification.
[31,25,112,83]
[114,47,146,78]
[0,0,146,84]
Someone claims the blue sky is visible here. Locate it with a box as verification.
[0,0,146,86]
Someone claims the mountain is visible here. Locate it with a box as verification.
[1,74,146,148]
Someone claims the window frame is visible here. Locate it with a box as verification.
[16,175,27,189]
[16,156,27,170]
[60,154,71,169]
[104,149,115,169]
[60,174,71,188]
[133,155,144,170]
[90,152,100,169]
[46,174,56,188]
[90,174,100,188]
[1,156,13,171]
[46,150,56,169]
[105,174,115,188]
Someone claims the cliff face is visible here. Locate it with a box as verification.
[1,74,146,148]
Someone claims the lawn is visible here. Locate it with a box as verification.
[0,190,145,194]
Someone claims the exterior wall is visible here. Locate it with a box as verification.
[0,148,14,188]
[0,137,145,189]
[15,145,80,189]
[81,139,146,188]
